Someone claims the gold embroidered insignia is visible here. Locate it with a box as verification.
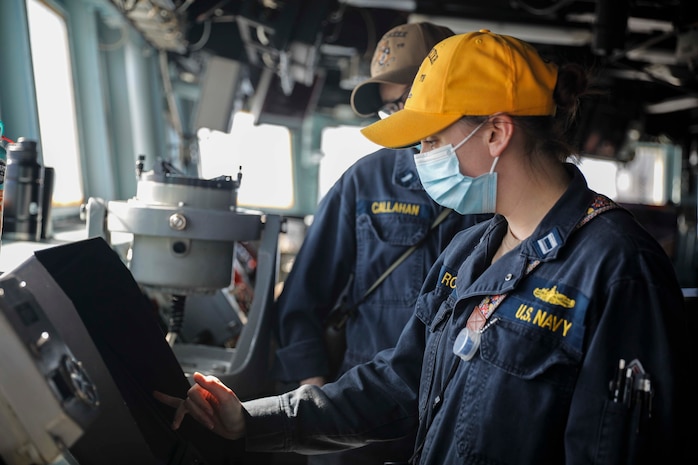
[533,285,575,308]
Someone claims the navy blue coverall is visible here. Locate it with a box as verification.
[248,163,691,465]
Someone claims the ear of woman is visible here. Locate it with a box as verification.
[485,114,515,158]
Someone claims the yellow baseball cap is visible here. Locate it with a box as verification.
[350,22,454,117]
[361,30,559,148]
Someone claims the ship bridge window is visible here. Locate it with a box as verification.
[26,0,83,208]
[576,142,682,207]
[318,125,381,200]
[198,111,294,210]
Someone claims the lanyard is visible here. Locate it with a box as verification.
[326,208,452,330]
[470,193,619,330]
[361,207,452,301]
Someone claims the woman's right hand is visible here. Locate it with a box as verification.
[153,371,246,440]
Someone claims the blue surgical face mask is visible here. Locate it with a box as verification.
[414,120,498,215]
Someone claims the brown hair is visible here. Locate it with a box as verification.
[519,63,590,162]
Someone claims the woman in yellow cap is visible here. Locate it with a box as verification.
[155,30,691,464]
